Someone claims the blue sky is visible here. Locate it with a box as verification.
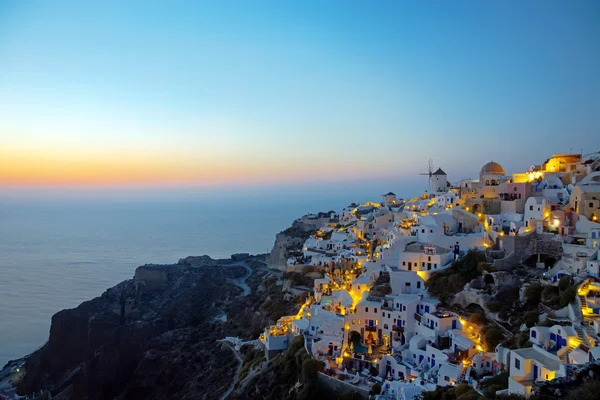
[1,0,599,193]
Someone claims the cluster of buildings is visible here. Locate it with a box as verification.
[260,153,600,399]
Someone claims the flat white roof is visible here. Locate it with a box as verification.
[511,346,561,371]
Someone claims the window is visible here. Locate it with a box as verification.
[530,205,533,211]
[352,319,356,324]
[403,306,406,311]
[444,376,449,381]
[374,308,378,313]
[434,263,437,268]
[515,359,520,369]
[403,261,406,266]
[365,307,369,312]
[417,282,421,289]
[388,313,391,318]
[591,202,594,208]
[406,282,411,287]
[428,256,431,261]
[427,263,431,270]
[531,330,536,338]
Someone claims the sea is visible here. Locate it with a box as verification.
[0,184,418,367]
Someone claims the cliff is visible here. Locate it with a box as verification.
[266,218,321,271]
[18,257,265,400]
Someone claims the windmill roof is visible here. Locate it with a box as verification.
[432,168,446,176]
[385,192,396,196]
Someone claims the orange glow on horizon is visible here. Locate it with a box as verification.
[0,147,375,188]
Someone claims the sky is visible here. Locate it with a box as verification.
[1,0,599,197]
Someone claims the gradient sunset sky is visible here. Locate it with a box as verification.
[1,0,599,192]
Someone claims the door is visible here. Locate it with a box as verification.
[386,365,392,376]
[452,320,457,329]
[557,335,563,349]
[533,364,538,380]
[419,355,424,364]
[369,320,375,327]
[425,306,430,313]
[431,359,436,367]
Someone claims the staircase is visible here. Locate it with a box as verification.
[458,365,471,384]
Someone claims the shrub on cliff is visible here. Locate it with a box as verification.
[559,286,577,308]
[517,332,532,348]
[370,383,381,395]
[482,325,504,350]
[419,383,480,400]
[566,380,600,400]
[486,300,503,313]
[425,250,487,303]
[558,276,572,291]
[524,283,543,304]
[338,391,363,400]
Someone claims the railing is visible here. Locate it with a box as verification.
[365,325,377,332]
[414,313,422,322]
[392,326,404,332]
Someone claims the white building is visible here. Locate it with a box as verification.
[508,346,566,396]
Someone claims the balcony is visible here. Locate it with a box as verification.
[414,313,422,322]
[392,326,404,332]
[365,325,377,332]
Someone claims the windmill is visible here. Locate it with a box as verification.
[419,158,435,191]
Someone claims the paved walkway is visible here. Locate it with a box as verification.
[222,262,252,297]
[219,343,243,400]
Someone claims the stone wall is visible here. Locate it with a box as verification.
[316,372,369,399]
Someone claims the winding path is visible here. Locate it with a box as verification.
[219,343,243,400]
[223,262,252,297]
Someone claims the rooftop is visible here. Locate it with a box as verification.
[511,346,562,371]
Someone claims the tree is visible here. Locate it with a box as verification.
[524,283,543,304]
[517,332,532,348]
[523,311,539,327]
[558,276,571,291]
[469,311,486,326]
[370,383,382,395]
[484,326,504,350]
[559,286,577,308]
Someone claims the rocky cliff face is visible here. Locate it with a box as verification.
[266,219,319,271]
[18,258,261,400]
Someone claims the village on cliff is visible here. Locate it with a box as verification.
[259,153,600,399]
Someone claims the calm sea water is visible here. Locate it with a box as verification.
[0,194,361,367]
